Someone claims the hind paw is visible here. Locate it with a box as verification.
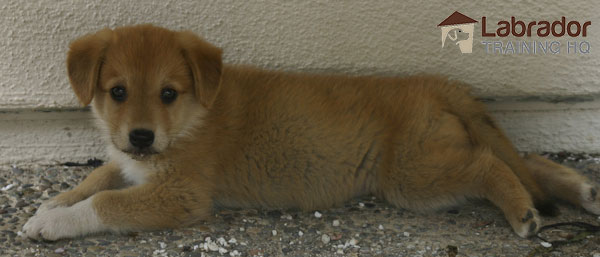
[510,208,541,238]
[581,183,600,215]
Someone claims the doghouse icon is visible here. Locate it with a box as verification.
[438,11,478,53]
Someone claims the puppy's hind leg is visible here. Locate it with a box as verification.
[476,154,541,238]
[524,154,600,215]
[377,147,540,238]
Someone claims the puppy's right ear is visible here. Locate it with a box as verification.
[66,29,112,106]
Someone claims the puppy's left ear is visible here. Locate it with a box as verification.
[177,31,223,107]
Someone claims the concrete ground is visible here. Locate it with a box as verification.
[1,153,599,257]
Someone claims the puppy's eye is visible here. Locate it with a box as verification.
[110,86,127,102]
[161,88,178,104]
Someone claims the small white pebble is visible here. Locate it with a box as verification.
[240,242,247,246]
[205,236,212,242]
[349,238,358,246]
[1,183,15,191]
[321,234,331,244]
[228,238,237,244]
[17,231,23,237]
[281,214,293,220]
[336,249,344,254]
[159,242,166,249]
[314,211,322,218]
[217,237,229,247]
[298,231,304,237]
[230,250,241,256]
[177,244,183,248]
[332,220,340,226]
[239,227,245,232]
[207,242,219,252]
[378,224,384,230]
[593,253,600,257]
[403,232,410,237]
[358,202,365,208]
[218,247,228,254]
[54,248,65,254]
[272,230,278,236]
[540,242,552,248]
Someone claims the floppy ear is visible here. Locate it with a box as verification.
[66,29,112,106]
[177,31,223,107]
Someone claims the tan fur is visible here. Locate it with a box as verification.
[23,25,600,240]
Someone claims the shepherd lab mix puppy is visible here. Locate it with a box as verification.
[24,25,600,240]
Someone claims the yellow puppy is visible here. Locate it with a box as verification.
[23,25,600,240]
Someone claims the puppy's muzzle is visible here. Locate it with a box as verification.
[129,129,155,149]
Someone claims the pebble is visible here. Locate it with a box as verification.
[14,200,28,208]
[314,211,322,218]
[298,231,303,237]
[321,234,331,244]
[60,182,70,190]
[540,242,552,248]
[217,237,228,247]
[207,241,219,251]
[378,224,384,230]
[332,220,340,226]
[11,167,24,175]
[1,184,15,191]
[348,238,358,246]
[54,248,65,254]
[272,230,277,236]
[593,253,600,257]
[403,232,410,237]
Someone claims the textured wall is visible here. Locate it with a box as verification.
[1,0,599,108]
[1,0,599,163]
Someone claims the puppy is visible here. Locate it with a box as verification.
[24,25,600,240]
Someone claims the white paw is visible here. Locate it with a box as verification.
[22,197,105,241]
[581,183,600,215]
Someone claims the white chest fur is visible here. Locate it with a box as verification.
[108,147,150,185]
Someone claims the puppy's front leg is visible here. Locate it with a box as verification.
[37,162,125,212]
[23,180,212,241]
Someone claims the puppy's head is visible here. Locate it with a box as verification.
[67,25,222,159]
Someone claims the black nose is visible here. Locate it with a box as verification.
[129,129,155,148]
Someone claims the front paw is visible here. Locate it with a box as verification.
[23,197,104,241]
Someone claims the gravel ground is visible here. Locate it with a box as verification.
[1,153,600,257]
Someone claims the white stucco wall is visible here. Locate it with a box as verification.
[0,0,599,164]
[2,0,599,108]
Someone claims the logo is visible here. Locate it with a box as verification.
[438,11,478,54]
[438,11,592,55]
